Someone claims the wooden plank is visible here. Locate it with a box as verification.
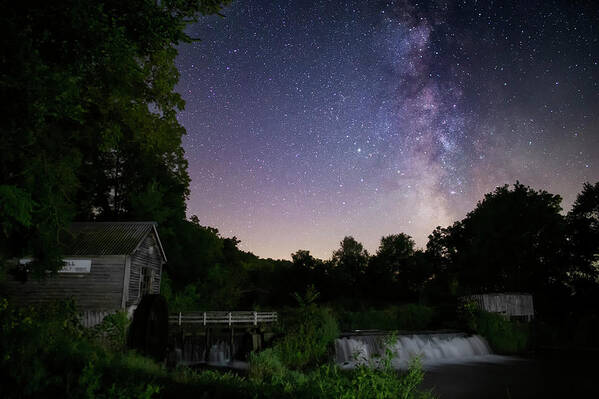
[2,257,126,310]
[465,293,534,318]
[121,256,131,309]
[127,232,163,307]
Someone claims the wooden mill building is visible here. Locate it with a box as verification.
[2,222,166,326]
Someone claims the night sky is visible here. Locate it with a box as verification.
[175,0,599,260]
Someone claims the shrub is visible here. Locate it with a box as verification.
[161,272,202,312]
[274,287,340,369]
[248,348,287,383]
[459,301,530,354]
[0,298,163,399]
[473,311,530,354]
[246,344,434,399]
[90,311,130,352]
[300,356,433,399]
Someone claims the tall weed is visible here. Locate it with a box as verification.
[275,287,340,369]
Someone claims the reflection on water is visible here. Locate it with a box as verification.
[422,355,599,399]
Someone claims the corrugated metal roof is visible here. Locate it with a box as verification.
[64,222,161,258]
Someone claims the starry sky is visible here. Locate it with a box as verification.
[175,0,599,260]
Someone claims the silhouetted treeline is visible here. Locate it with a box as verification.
[284,183,599,317]
[157,182,599,332]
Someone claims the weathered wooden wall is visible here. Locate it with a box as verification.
[2,257,125,310]
[467,293,534,318]
[126,232,163,308]
[80,310,115,328]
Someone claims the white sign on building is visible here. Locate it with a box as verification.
[60,259,92,273]
[19,258,92,273]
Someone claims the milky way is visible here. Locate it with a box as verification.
[175,0,599,259]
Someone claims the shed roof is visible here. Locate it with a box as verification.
[63,222,167,261]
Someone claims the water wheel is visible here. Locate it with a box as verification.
[128,294,168,360]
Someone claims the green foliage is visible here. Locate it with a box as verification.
[395,304,435,331]
[463,309,530,355]
[337,305,435,331]
[169,367,257,398]
[331,236,370,293]
[274,289,340,369]
[0,0,230,276]
[0,185,34,234]
[368,234,418,299]
[0,297,433,399]
[425,182,568,300]
[248,348,288,384]
[308,359,432,399]
[79,358,163,399]
[247,342,433,399]
[457,299,481,331]
[0,298,163,398]
[89,311,131,352]
[161,271,202,312]
[566,182,599,308]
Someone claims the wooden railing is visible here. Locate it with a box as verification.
[169,311,278,326]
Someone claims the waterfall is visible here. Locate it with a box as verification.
[207,341,232,364]
[335,333,493,368]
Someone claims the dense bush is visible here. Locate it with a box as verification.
[473,311,530,354]
[177,357,433,399]
[274,288,340,369]
[459,302,530,354]
[160,272,202,312]
[249,348,288,383]
[89,311,130,352]
[0,298,163,398]
[306,359,432,399]
[275,305,339,369]
[337,305,434,331]
[247,344,433,399]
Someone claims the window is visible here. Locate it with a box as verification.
[140,267,153,297]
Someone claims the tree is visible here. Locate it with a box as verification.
[367,234,413,299]
[289,250,331,299]
[427,182,568,301]
[568,182,599,276]
[0,0,230,276]
[365,234,435,301]
[565,182,599,310]
[330,236,370,295]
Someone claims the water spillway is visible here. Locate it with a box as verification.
[335,332,493,368]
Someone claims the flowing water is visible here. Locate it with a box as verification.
[335,332,599,397]
[335,332,503,368]
[180,331,598,397]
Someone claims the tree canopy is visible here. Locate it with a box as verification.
[0,0,229,274]
[426,182,568,297]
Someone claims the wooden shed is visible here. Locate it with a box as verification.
[2,222,167,326]
[464,293,534,321]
